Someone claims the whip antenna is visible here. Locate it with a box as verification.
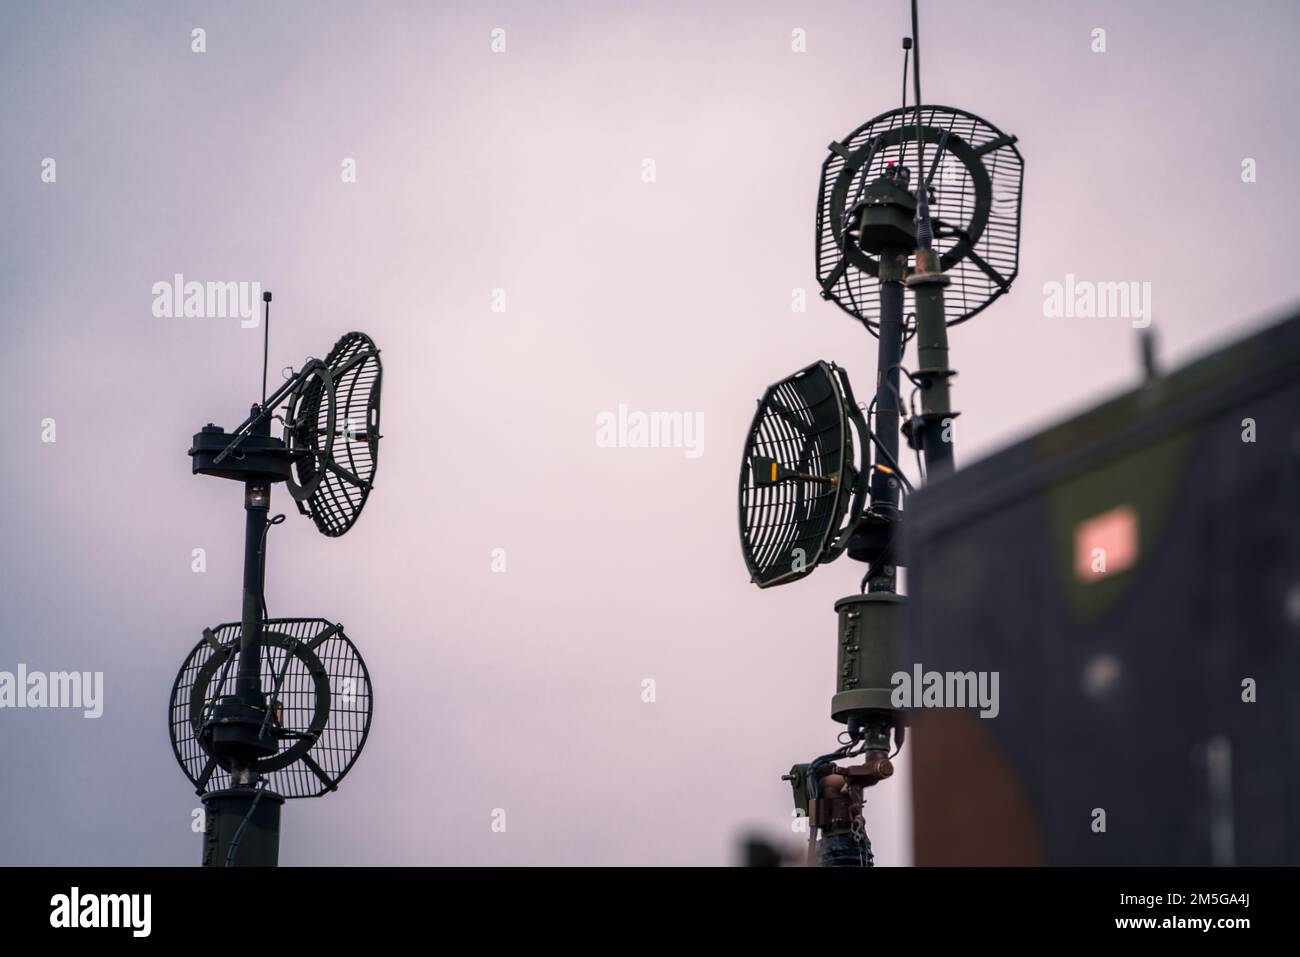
[911,0,932,251]
[261,291,271,407]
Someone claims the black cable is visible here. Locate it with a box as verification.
[862,397,915,493]
[886,360,925,390]
[225,779,268,867]
[201,643,238,725]
[859,553,885,593]
[257,514,286,622]
[910,383,928,484]
[804,747,850,864]
[867,433,914,494]
[901,310,917,347]
[257,635,302,742]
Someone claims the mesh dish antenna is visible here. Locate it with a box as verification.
[738,362,871,587]
[284,331,383,537]
[169,618,372,799]
[816,105,1023,334]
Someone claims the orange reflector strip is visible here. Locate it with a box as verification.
[771,462,778,482]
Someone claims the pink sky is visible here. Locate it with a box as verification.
[2,0,1299,865]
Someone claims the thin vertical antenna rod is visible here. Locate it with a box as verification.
[900,36,912,168]
[911,0,931,250]
[261,290,272,407]
[907,0,955,476]
[911,0,922,106]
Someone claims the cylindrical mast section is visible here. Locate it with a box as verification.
[867,250,907,592]
[236,406,271,711]
[909,247,955,476]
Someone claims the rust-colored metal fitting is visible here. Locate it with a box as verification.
[844,751,895,787]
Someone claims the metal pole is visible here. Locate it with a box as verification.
[868,250,907,593]
[818,250,908,867]
[236,412,269,706]
[202,404,285,866]
[233,406,270,784]
[910,247,955,476]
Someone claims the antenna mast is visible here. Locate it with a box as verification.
[738,0,1024,866]
[173,297,384,865]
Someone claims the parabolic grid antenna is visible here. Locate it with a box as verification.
[285,332,383,537]
[169,618,372,798]
[738,361,870,587]
[816,105,1023,334]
